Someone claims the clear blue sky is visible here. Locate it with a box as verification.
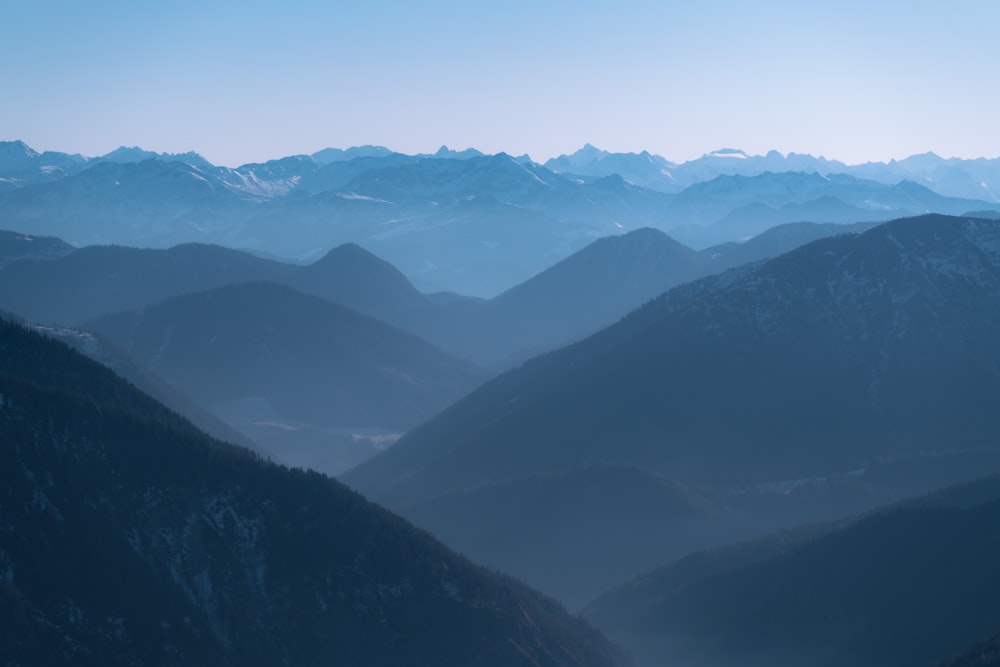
[4,0,999,166]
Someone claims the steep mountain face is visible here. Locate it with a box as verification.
[86,282,487,474]
[344,214,1000,603]
[0,317,629,667]
[583,476,1000,667]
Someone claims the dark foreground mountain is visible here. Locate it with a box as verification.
[344,214,1000,603]
[938,628,1000,667]
[30,323,266,457]
[87,282,487,474]
[0,317,629,667]
[583,475,1000,667]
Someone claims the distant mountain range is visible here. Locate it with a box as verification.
[344,214,1000,605]
[545,144,1000,202]
[2,140,997,295]
[0,316,629,666]
[583,475,1000,667]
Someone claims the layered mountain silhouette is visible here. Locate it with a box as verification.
[344,214,1000,603]
[583,475,1000,667]
[0,316,629,667]
[0,238,428,328]
[86,282,487,473]
[5,140,997,295]
[348,213,1000,498]
[392,226,713,367]
[0,150,671,295]
[0,242,293,326]
[0,224,865,371]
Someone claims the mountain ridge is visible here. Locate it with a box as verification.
[0,315,630,666]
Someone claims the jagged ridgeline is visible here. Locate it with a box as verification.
[0,318,629,667]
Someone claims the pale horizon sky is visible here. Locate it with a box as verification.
[4,1,1000,167]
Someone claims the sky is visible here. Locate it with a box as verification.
[4,0,999,167]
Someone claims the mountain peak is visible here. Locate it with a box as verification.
[424,145,484,160]
[0,140,42,169]
[0,139,39,158]
[300,242,425,313]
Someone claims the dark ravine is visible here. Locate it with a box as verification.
[0,317,630,667]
